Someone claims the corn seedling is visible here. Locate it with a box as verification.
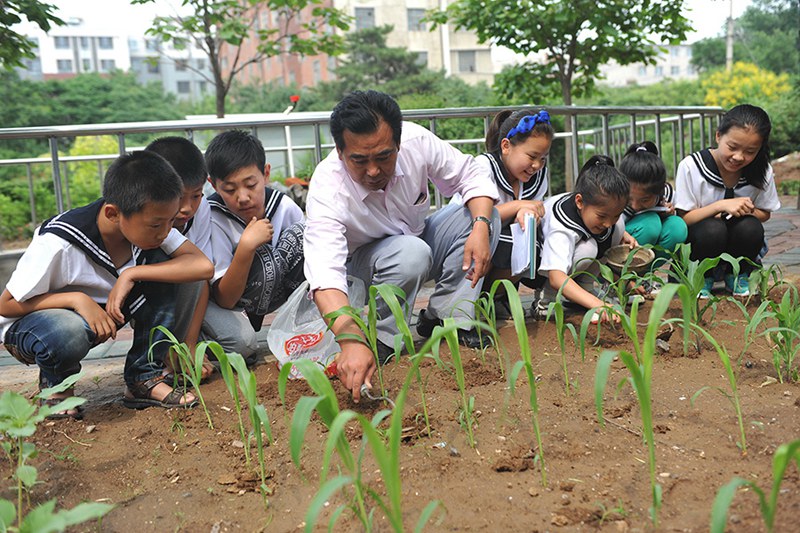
[710,439,800,533]
[496,279,547,486]
[748,262,787,303]
[211,348,252,467]
[729,298,774,365]
[661,244,739,351]
[0,374,114,531]
[595,284,687,526]
[472,291,502,370]
[236,361,274,507]
[434,317,477,448]
[281,357,442,532]
[763,284,800,382]
[150,325,213,429]
[687,323,749,454]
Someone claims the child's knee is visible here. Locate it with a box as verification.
[659,216,688,250]
[626,212,662,246]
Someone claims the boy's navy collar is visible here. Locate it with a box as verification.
[553,193,615,244]
[38,199,147,318]
[692,149,749,190]
[483,152,547,200]
[208,186,286,227]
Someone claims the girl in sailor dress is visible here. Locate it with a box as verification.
[537,156,637,322]
[674,104,780,298]
[470,109,554,288]
[619,141,687,262]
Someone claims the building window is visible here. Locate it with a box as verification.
[199,81,207,92]
[54,36,70,49]
[175,59,188,71]
[670,66,680,76]
[177,81,191,94]
[687,64,696,75]
[407,9,426,31]
[355,7,375,30]
[637,66,647,76]
[196,59,205,70]
[100,59,116,71]
[56,59,73,73]
[457,50,476,73]
[82,58,92,72]
[145,39,159,52]
[685,47,692,58]
[147,61,160,74]
[670,46,679,57]
[29,37,39,49]
[98,37,113,49]
[655,66,664,77]
[415,51,428,67]
[79,36,89,49]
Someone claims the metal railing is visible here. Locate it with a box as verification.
[0,105,724,234]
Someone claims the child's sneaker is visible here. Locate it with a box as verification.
[725,273,750,297]
[642,279,662,296]
[698,277,714,299]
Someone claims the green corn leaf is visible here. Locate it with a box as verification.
[710,478,754,533]
[289,396,324,468]
[305,476,352,533]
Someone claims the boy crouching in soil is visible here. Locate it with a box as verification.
[0,151,213,417]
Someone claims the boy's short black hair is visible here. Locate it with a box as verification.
[145,136,207,188]
[103,151,183,216]
[204,130,266,183]
[330,90,403,151]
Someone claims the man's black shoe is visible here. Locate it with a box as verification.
[376,340,396,365]
[416,308,490,349]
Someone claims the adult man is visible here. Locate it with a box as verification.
[304,90,500,401]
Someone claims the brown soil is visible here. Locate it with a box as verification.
[3,298,800,532]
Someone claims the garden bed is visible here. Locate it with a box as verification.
[3,296,800,532]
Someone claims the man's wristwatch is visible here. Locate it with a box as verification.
[471,215,492,237]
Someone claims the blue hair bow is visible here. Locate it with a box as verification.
[506,110,551,139]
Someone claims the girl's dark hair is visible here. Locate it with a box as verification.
[485,109,555,153]
[575,155,629,206]
[619,141,666,196]
[330,90,403,150]
[717,104,771,189]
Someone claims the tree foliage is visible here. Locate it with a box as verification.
[691,0,799,75]
[430,0,691,105]
[0,0,63,69]
[701,61,792,109]
[132,0,350,118]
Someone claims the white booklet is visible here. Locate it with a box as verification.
[510,213,537,277]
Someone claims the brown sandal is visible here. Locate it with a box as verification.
[123,375,198,410]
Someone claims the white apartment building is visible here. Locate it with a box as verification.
[598,45,697,87]
[16,18,131,81]
[14,16,213,102]
[334,0,495,85]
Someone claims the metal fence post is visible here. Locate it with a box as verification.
[48,137,64,213]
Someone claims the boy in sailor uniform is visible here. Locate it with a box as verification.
[146,136,215,380]
[205,130,306,364]
[0,152,213,415]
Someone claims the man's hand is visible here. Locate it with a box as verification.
[239,217,274,252]
[73,294,117,343]
[336,341,377,403]
[462,223,492,287]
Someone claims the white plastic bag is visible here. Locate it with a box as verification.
[267,277,365,379]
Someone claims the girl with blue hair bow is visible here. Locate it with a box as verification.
[476,109,554,290]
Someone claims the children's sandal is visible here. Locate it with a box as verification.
[123,375,198,410]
